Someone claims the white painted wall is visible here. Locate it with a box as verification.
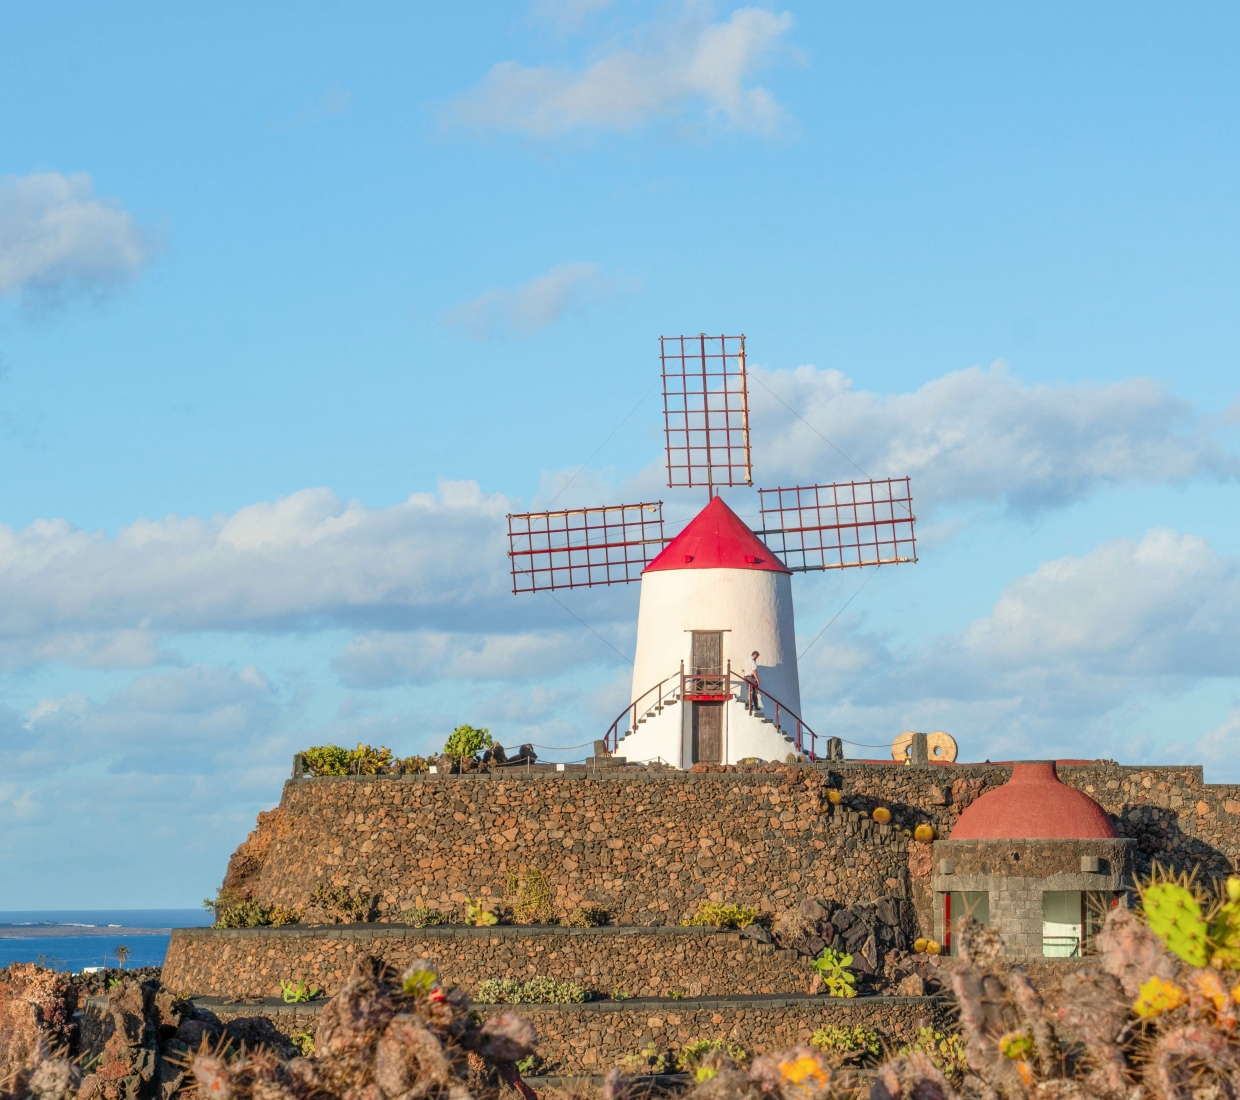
[617,696,803,768]
[619,566,804,768]
[630,566,801,715]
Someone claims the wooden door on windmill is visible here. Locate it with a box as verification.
[693,702,723,764]
[690,630,724,696]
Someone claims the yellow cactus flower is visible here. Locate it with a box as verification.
[780,1055,829,1088]
[1133,976,1188,1017]
[1190,969,1229,1012]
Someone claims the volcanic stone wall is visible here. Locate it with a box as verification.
[214,761,1240,946]
[161,924,813,1001]
[223,766,912,926]
[196,993,948,1077]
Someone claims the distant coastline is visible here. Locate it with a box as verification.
[0,925,171,938]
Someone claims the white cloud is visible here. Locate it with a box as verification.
[751,362,1239,514]
[443,6,793,137]
[0,664,293,906]
[795,528,1240,767]
[0,172,154,300]
[446,262,637,339]
[333,628,624,688]
[0,482,514,661]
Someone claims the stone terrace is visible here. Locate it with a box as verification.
[161,924,814,1002]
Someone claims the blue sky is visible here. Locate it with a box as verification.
[1,1,1238,906]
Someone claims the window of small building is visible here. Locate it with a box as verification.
[944,891,989,955]
[1042,890,1119,957]
[1042,891,1084,956]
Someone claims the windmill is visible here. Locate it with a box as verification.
[507,334,917,767]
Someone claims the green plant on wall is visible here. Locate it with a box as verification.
[506,869,554,924]
[465,898,498,927]
[895,1028,967,1082]
[811,947,857,998]
[561,903,608,927]
[281,979,320,1003]
[401,905,453,928]
[682,902,758,929]
[624,1042,668,1075]
[443,724,493,760]
[475,976,586,1004]
[677,1038,747,1073]
[312,883,373,923]
[811,1025,881,1063]
[205,889,272,929]
[300,743,396,776]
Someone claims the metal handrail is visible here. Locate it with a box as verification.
[604,660,820,761]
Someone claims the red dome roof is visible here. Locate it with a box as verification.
[644,496,789,574]
[949,761,1116,840]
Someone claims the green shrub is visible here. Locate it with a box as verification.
[677,1038,747,1071]
[268,904,303,926]
[302,745,352,776]
[465,898,499,926]
[206,889,272,928]
[561,903,608,928]
[811,1025,881,1061]
[312,883,373,922]
[443,724,493,760]
[811,947,857,998]
[895,1027,968,1082]
[301,743,395,776]
[395,755,430,774]
[623,1042,669,1075]
[475,976,587,1004]
[506,869,554,924]
[289,1031,315,1057]
[401,905,454,928]
[281,979,320,1003]
[682,902,758,929]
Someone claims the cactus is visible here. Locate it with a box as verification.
[913,824,935,842]
[1209,893,1240,970]
[1142,880,1209,967]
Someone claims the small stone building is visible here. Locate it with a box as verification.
[931,760,1133,957]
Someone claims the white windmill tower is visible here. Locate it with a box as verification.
[507,334,917,768]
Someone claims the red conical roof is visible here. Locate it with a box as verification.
[949,761,1117,840]
[644,496,789,574]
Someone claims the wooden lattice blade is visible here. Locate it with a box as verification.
[757,477,917,572]
[507,501,666,593]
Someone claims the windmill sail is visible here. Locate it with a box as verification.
[507,502,666,593]
[758,477,917,572]
[661,334,752,492]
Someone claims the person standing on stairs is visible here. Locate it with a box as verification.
[743,650,761,714]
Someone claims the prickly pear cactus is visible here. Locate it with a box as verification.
[1143,882,1209,967]
[1209,900,1240,969]
[1206,878,1240,969]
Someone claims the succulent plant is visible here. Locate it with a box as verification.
[1142,880,1209,967]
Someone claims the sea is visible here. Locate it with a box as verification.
[0,909,215,972]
